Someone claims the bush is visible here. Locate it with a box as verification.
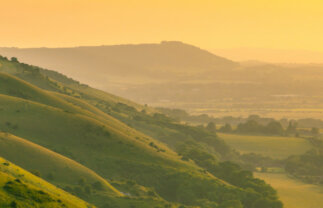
[92,181,104,191]
[78,178,86,186]
[10,201,18,208]
[31,170,41,177]
[11,57,19,62]
[4,180,53,203]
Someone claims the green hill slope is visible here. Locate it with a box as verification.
[0,93,220,205]
[0,157,93,208]
[0,57,283,207]
[0,132,121,196]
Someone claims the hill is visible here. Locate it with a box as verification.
[0,157,92,208]
[0,56,283,207]
[0,132,121,195]
[0,41,237,79]
[3,43,323,119]
[0,42,240,105]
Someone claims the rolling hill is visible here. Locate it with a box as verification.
[0,55,283,207]
[3,43,323,119]
[0,157,93,208]
[0,132,121,195]
[0,41,237,80]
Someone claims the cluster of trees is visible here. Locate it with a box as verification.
[176,142,283,208]
[0,55,18,62]
[216,119,320,137]
[158,107,323,133]
[216,120,285,136]
[104,103,283,207]
[63,178,103,199]
[285,138,323,184]
[236,120,284,135]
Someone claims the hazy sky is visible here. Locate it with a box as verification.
[2,0,323,52]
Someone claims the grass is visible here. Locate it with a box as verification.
[0,132,122,196]
[255,173,323,208]
[0,157,92,208]
[0,71,243,207]
[218,133,312,159]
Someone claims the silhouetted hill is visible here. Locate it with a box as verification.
[0,41,238,86]
[3,42,323,119]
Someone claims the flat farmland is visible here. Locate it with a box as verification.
[255,173,323,208]
[218,133,312,159]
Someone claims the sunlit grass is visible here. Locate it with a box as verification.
[218,133,312,159]
[255,173,323,208]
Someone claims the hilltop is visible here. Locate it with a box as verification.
[0,41,238,96]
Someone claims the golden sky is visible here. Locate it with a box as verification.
[1,0,323,51]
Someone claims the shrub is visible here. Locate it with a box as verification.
[31,170,41,177]
[4,180,53,203]
[92,181,104,191]
[10,201,18,208]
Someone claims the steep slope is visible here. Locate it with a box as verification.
[0,157,93,208]
[0,58,283,207]
[0,93,227,206]
[0,133,180,208]
[0,56,151,114]
[0,132,121,196]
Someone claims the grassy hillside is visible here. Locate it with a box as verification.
[0,132,121,195]
[0,93,244,207]
[218,133,312,159]
[255,173,323,208]
[0,157,92,208]
[0,57,283,207]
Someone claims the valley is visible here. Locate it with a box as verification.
[2,1,323,208]
[0,56,284,207]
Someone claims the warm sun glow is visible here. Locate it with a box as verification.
[1,0,323,52]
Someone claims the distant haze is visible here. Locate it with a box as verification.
[2,0,323,53]
[0,41,237,90]
[2,41,323,119]
[212,48,323,64]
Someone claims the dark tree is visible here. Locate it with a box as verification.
[10,57,19,62]
[206,122,216,132]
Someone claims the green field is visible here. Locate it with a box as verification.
[219,131,323,208]
[218,133,312,159]
[255,173,323,208]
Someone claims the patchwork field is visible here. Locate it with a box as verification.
[218,133,312,159]
[255,173,323,208]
